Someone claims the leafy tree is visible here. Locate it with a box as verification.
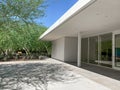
[0,0,51,60]
[0,0,45,24]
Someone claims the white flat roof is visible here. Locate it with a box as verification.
[40,0,120,41]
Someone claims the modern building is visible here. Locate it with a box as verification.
[40,0,120,70]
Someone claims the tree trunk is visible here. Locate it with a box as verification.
[23,47,30,59]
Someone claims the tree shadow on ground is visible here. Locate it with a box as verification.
[0,63,79,90]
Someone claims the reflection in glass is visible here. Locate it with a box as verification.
[81,38,88,63]
[115,34,120,67]
[89,36,98,64]
[100,33,112,67]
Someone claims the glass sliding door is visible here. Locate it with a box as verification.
[115,34,120,67]
[81,33,113,68]
[89,36,98,64]
[81,38,88,63]
[100,33,112,67]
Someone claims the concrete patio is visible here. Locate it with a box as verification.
[67,62,120,80]
[0,58,120,90]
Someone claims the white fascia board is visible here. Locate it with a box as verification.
[40,0,96,40]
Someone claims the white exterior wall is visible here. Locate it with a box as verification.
[64,37,78,62]
[51,38,65,61]
[51,37,78,62]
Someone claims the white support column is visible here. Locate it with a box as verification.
[112,33,115,68]
[88,37,89,63]
[77,32,81,67]
[98,35,101,65]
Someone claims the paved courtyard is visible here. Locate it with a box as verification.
[0,58,120,90]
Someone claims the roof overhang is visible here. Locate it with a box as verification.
[40,0,120,41]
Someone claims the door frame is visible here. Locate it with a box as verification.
[112,30,120,70]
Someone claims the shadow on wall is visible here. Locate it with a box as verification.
[0,63,79,90]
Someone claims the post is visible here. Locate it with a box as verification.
[112,33,115,68]
[77,32,81,67]
[98,35,101,65]
[88,37,89,63]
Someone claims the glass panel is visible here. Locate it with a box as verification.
[100,33,112,67]
[81,38,88,63]
[115,34,120,67]
[89,36,98,64]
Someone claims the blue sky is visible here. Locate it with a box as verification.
[35,0,78,27]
